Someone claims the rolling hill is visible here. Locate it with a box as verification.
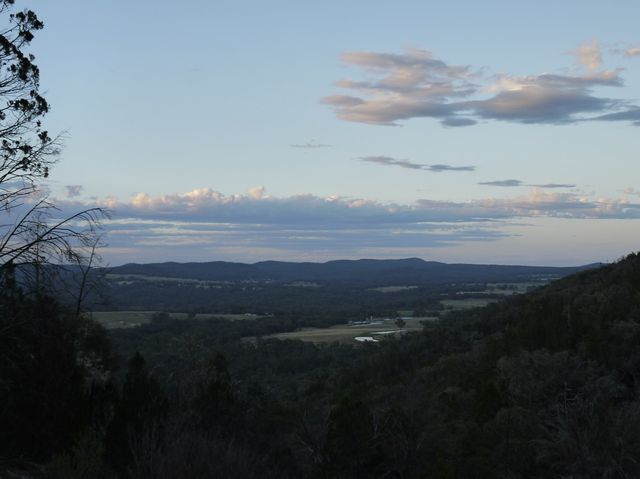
[106,258,597,285]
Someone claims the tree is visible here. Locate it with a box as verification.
[323,396,377,478]
[0,2,110,468]
[60,233,108,317]
[193,352,239,433]
[0,294,88,460]
[105,352,165,472]
[0,1,104,277]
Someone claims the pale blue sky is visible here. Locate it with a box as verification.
[21,0,640,264]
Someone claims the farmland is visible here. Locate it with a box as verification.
[91,311,263,329]
[263,317,432,343]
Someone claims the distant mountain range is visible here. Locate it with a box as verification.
[105,258,599,285]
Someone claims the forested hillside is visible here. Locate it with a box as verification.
[3,253,640,477]
[107,258,590,285]
[97,259,591,317]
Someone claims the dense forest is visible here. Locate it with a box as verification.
[3,252,640,478]
[95,259,589,318]
[106,258,587,285]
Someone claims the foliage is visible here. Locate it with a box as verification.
[104,352,165,473]
[1,251,637,477]
[0,0,105,281]
[0,289,112,465]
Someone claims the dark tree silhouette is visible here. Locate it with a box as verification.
[0,3,111,472]
[0,292,87,460]
[323,396,376,478]
[105,352,165,472]
[0,0,105,276]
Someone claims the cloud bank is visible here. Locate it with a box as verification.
[53,186,640,264]
[323,42,640,127]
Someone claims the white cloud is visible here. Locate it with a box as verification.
[57,186,640,230]
[574,39,603,70]
[624,47,640,58]
[323,43,638,127]
[248,186,266,199]
[51,187,640,264]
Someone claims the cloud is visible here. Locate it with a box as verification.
[52,187,640,264]
[324,45,637,127]
[248,186,266,199]
[609,45,640,59]
[358,155,423,170]
[322,48,477,126]
[415,189,640,221]
[357,156,475,172]
[159,188,634,220]
[625,47,640,58]
[574,39,602,70]
[428,164,475,172]
[466,72,622,124]
[479,180,576,188]
[479,179,522,187]
[57,186,640,228]
[64,185,84,198]
[442,117,477,127]
[589,107,640,126]
[531,183,576,189]
[290,141,331,149]
[338,49,475,95]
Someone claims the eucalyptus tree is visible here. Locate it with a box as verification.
[0,0,104,276]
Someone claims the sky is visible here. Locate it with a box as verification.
[20,0,640,265]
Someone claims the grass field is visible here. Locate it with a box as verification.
[91,311,263,329]
[105,273,231,288]
[285,281,321,288]
[370,285,418,293]
[264,317,434,344]
[481,281,545,295]
[440,298,498,310]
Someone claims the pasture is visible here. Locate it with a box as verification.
[265,317,433,344]
[440,298,498,310]
[91,311,262,329]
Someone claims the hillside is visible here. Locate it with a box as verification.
[5,254,638,478]
[98,253,640,478]
[107,258,594,284]
[314,252,640,477]
[98,259,597,316]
